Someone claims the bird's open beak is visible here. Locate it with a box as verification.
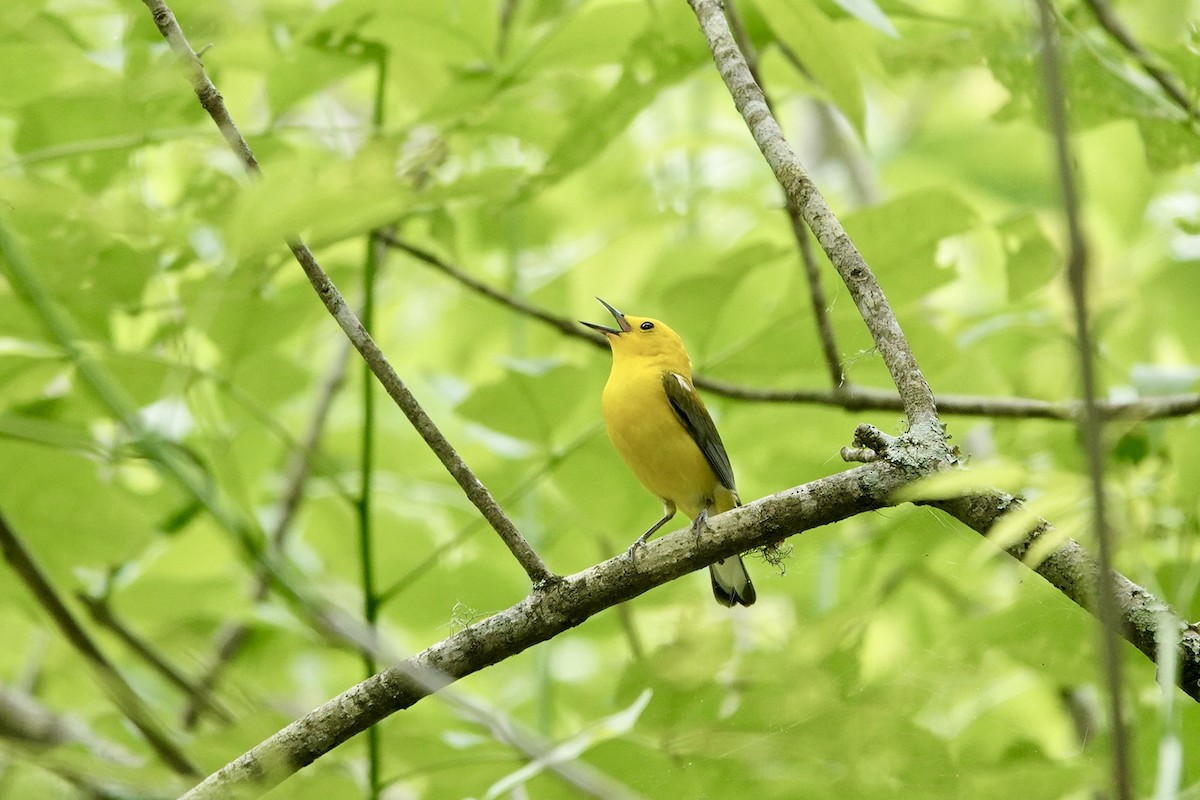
[580,297,633,335]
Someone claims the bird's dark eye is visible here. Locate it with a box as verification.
[640,321,654,330]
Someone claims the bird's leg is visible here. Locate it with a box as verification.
[626,502,676,560]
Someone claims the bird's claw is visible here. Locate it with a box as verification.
[625,534,650,566]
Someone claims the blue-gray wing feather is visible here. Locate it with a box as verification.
[661,372,737,494]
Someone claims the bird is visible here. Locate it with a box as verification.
[582,297,756,607]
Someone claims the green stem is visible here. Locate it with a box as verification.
[357,46,390,800]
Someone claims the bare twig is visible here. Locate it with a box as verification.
[497,0,521,58]
[74,591,234,724]
[0,741,165,800]
[0,513,201,779]
[1083,0,1197,120]
[724,0,846,389]
[1036,1,1131,795]
[380,233,587,339]
[270,337,354,555]
[687,0,940,431]
[385,209,1200,424]
[183,338,352,729]
[0,684,135,763]
[141,0,553,587]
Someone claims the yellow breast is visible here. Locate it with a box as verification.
[601,366,733,520]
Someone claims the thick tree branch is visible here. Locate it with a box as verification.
[179,433,1200,798]
[688,0,939,433]
[179,460,913,799]
[141,0,553,587]
[935,492,1200,702]
[0,513,201,779]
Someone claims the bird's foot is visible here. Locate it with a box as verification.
[624,531,652,565]
[691,508,711,543]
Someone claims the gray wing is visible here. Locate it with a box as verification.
[661,371,737,494]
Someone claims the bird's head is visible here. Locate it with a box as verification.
[581,298,692,373]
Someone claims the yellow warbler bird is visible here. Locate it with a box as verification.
[583,298,756,607]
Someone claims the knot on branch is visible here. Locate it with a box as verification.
[840,423,896,463]
[840,420,955,485]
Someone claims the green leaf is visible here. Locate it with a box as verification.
[755,0,868,134]
[830,0,899,38]
[841,188,979,304]
[999,212,1060,302]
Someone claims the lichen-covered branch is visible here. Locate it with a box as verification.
[935,491,1200,702]
[179,460,912,799]
[687,0,939,432]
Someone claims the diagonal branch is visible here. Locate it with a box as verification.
[177,435,1200,797]
[687,0,939,432]
[74,590,235,725]
[933,489,1200,703]
[178,459,913,799]
[1083,0,1197,121]
[140,0,553,587]
[724,0,846,389]
[0,513,202,779]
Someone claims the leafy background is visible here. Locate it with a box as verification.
[1,0,1199,797]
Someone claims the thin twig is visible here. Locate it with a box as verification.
[1083,0,1197,120]
[437,689,645,800]
[1035,1,1131,796]
[724,0,846,389]
[0,684,136,764]
[74,591,234,724]
[0,740,166,800]
[0,513,202,779]
[182,337,352,729]
[141,0,554,587]
[688,0,939,432]
[0,202,386,672]
[497,0,521,58]
[269,336,354,556]
[385,231,1200,422]
[380,233,586,339]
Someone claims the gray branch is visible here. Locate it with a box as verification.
[687,0,939,433]
[179,459,916,799]
[386,230,1200,423]
[140,0,553,588]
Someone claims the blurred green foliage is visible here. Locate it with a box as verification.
[0,0,1198,797]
